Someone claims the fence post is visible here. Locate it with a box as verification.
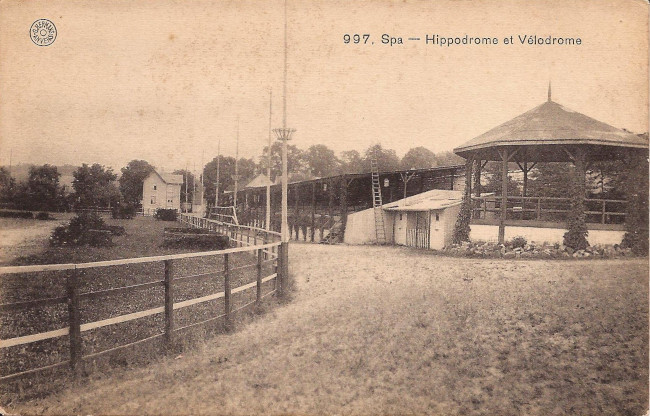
[224,253,231,329]
[256,248,263,305]
[277,242,289,297]
[67,267,82,377]
[164,259,174,351]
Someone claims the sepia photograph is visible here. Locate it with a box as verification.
[0,0,648,414]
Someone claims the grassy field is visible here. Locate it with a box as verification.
[7,243,648,415]
[0,215,274,399]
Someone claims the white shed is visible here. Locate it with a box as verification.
[383,189,464,250]
[343,189,464,250]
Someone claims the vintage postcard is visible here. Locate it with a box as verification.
[0,0,648,414]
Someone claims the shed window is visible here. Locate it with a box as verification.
[151,196,156,204]
[323,183,327,191]
[153,185,157,190]
[383,178,390,187]
[399,213,403,221]
[435,213,440,221]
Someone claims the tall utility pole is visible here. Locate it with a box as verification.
[215,137,221,208]
[233,116,240,209]
[184,164,188,213]
[266,89,272,231]
[192,162,196,207]
[272,0,293,295]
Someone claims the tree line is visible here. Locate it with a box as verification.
[0,144,464,212]
[1,139,645,213]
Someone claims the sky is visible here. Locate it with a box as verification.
[0,0,647,174]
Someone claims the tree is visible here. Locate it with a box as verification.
[401,147,437,170]
[23,164,63,211]
[480,162,521,197]
[304,144,340,177]
[362,144,400,172]
[119,160,155,205]
[260,142,305,179]
[203,156,258,206]
[528,163,573,198]
[72,163,119,208]
[0,167,16,203]
[173,169,197,204]
[433,151,465,167]
[340,150,364,174]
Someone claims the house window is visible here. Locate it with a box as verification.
[151,196,156,205]
[153,185,157,190]
[383,178,390,187]
[323,183,327,191]
[435,213,440,221]
[399,213,403,221]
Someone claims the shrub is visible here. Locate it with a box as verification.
[105,225,126,236]
[510,236,527,249]
[155,208,178,221]
[35,212,51,220]
[112,204,137,219]
[50,212,113,247]
[0,210,34,219]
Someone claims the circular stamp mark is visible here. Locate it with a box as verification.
[30,19,57,46]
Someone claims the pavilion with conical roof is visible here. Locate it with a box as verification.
[453,85,649,244]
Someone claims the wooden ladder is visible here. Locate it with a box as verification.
[371,157,386,244]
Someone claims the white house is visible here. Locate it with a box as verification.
[141,171,183,215]
[344,189,464,250]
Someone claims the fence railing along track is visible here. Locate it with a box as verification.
[0,214,285,381]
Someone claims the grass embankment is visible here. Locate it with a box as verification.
[9,243,648,415]
[0,216,274,401]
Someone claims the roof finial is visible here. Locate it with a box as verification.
[548,81,552,102]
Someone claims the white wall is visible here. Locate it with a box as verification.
[142,174,181,214]
[343,207,394,245]
[470,224,625,246]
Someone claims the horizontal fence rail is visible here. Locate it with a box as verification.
[470,196,627,225]
[0,214,285,382]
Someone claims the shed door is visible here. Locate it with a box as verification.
[406,211,430,249]
[394,212,407,245]
[430,210,444,250]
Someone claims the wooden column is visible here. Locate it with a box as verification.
[522,161,528,197]
[328,179,334,234]
[310,182,316,242]
[464,157,473,199]
[294,185,300,240]
[474,160,482,197]
[499,149,509,244]
[340,175,348,241]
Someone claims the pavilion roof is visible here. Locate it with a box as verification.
[454,99,648,162]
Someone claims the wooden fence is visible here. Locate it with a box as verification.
[471,196,627,225]
[0,215,284,381]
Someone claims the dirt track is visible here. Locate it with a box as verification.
[8,243,650,415]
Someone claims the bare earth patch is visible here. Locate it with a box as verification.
[0,216,72,265]
[8,243,649,415]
